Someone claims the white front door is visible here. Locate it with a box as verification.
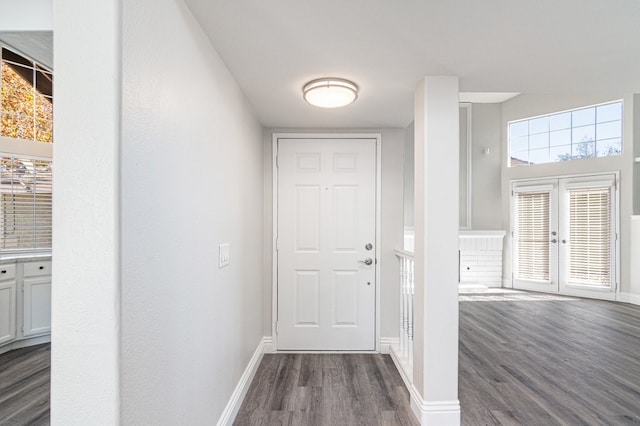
[276,137,377,350]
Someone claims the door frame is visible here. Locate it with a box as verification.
[510,171,620,301]
[271,133,382,352]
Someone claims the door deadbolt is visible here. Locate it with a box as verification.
[365,243,373,251]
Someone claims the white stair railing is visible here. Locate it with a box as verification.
[393,248,414,375]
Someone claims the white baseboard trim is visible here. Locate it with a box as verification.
[389,345,412,391]
[411,398,461,425]
[380,337,398,354]
[0,334,51,355]
[617,292,640,306]
[389,345,461,425]
[502,278,513,288]
[217,337,266,426]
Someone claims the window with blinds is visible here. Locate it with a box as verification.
[0,157,52,254]
[515,191,550,281]
[569,188,611,286]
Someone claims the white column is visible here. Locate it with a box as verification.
[51,0,121,424]
[412,76,461,424]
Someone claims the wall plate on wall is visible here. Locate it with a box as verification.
[219,243,230,268]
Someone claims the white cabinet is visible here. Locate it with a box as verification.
[0,264,17,345]
[631,216,640,298]
[22,260,52,337]
[0,258,52,353]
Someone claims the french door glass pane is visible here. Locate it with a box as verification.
[516,192,550,281]
[569,188,611,287]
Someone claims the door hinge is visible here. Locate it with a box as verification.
[276,237,279,251]
[275,321,279,335]
[275,155,279,168]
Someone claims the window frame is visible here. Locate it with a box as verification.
[0,44,54,144]
[0,45,53,259]
[0,155,52,256]
[508,100,623,167]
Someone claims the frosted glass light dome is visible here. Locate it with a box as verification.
[302,78,358,108]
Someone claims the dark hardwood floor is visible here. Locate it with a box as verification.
[234,353,419,426]
[3,292,640,425]
[459,290,640,425]
[0,343,50,426]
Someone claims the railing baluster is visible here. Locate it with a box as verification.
[394,248,414,370]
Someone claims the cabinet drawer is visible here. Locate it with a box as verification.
[0,264,16,281]
[24,261,52,277]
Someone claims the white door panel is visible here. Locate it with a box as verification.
[558,176,617,299]
[277,138,376,350]
[512,180,559,293]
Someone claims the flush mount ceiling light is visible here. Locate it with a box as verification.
[302,78,358,108]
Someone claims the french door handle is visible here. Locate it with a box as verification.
[551,239,557,243]
[359,258,373,266]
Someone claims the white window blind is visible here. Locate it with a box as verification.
[515,191,550,281]
[0,157,52,254]
[569,188,611,287]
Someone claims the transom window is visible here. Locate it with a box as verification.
[0,46,53,143]
[509,101,622,167]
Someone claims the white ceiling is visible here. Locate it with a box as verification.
[0,31,52,69]
[190,1,640,128]
[2,3,639,128]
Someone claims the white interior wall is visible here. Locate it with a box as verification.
[120,0,264,423]
[404,104,503,232]
[501,93,635,296]
[404,122,415,228]
[470,104,503,229]
[633,94,640,216]
[262,128,404,340]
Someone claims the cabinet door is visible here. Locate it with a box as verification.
[23,277,51,337]
[0,281,16,345]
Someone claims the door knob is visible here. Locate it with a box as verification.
[359,258,373,266]
[551,239,557,243]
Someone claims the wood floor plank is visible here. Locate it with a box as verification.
[235,354,419,426]
[459,290,640,425]
[5,291,640,425]
[0,343,50,426]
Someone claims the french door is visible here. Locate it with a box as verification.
[512,174,617,300]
